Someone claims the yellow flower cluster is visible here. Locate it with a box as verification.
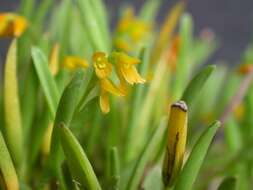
[63,51,145,114]
[114,8,150,52]
[0,13,28,37]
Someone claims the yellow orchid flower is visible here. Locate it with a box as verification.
[111,52,145,86]
[93,52,125,113]
[63,56,89,71]
[0,13,28,37]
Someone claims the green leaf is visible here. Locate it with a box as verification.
[125,118,167,190]
[182,65,216,108]
[59,123,102,190]
[174,121,220,190]
[49,70,85,174]
[224,117,242,154]
[109,147,120,190]
[4,39,23,169]
[0,132,19,190]
[218,176,237,190]
[172,13,193,100]
[31,47,60,118]
[33,0,53,29]
[139,0,162,22]
[76,0,108,51]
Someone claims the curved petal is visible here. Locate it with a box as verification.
[120,65,145,84]
[100,78,125,96]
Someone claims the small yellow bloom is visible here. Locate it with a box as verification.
[0,13,28,37]
[92,52,125,113]
[111,52,145,85]
[162,101,188,187]
[93,52,113,79]
[63,56,89,71]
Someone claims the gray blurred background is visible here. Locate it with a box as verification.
[1,0,253,65]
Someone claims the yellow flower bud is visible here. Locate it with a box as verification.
[63,56,89,71]
[0,13,28,37]
[162,101,188,187]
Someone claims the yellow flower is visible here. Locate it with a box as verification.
[162,101,188,187]
[92,52,125,113]
[114,7,150,52]
[63,56,89,71]
[93,52,113,79]
[0,13,28,37]
[111,52,145,85]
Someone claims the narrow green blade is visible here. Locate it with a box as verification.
[31,47,60,118]
[60,124,102,190]
[182,65,216,108]
[174,121,220,190]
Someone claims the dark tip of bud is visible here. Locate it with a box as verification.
[171,101,188,112]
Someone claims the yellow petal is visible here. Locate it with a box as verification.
[93,52,112,78]
[100,78,125,97]
[63,56,89,71]
[0,13,27,37]
[120,65,145,85]
[99,90,110,114]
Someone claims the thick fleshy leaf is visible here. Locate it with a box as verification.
[49,70,85,175]
[182,65,216,108]
[174,121,220,190]
[59,123,102,190]
[4,39,23,169]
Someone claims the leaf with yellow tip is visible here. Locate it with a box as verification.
[150,2,185,64]
[4,39,23,169]
[162,101,188,187]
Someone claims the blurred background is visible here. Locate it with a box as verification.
[1,0,253,65]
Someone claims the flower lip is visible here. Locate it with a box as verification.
[171,101,187,112]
